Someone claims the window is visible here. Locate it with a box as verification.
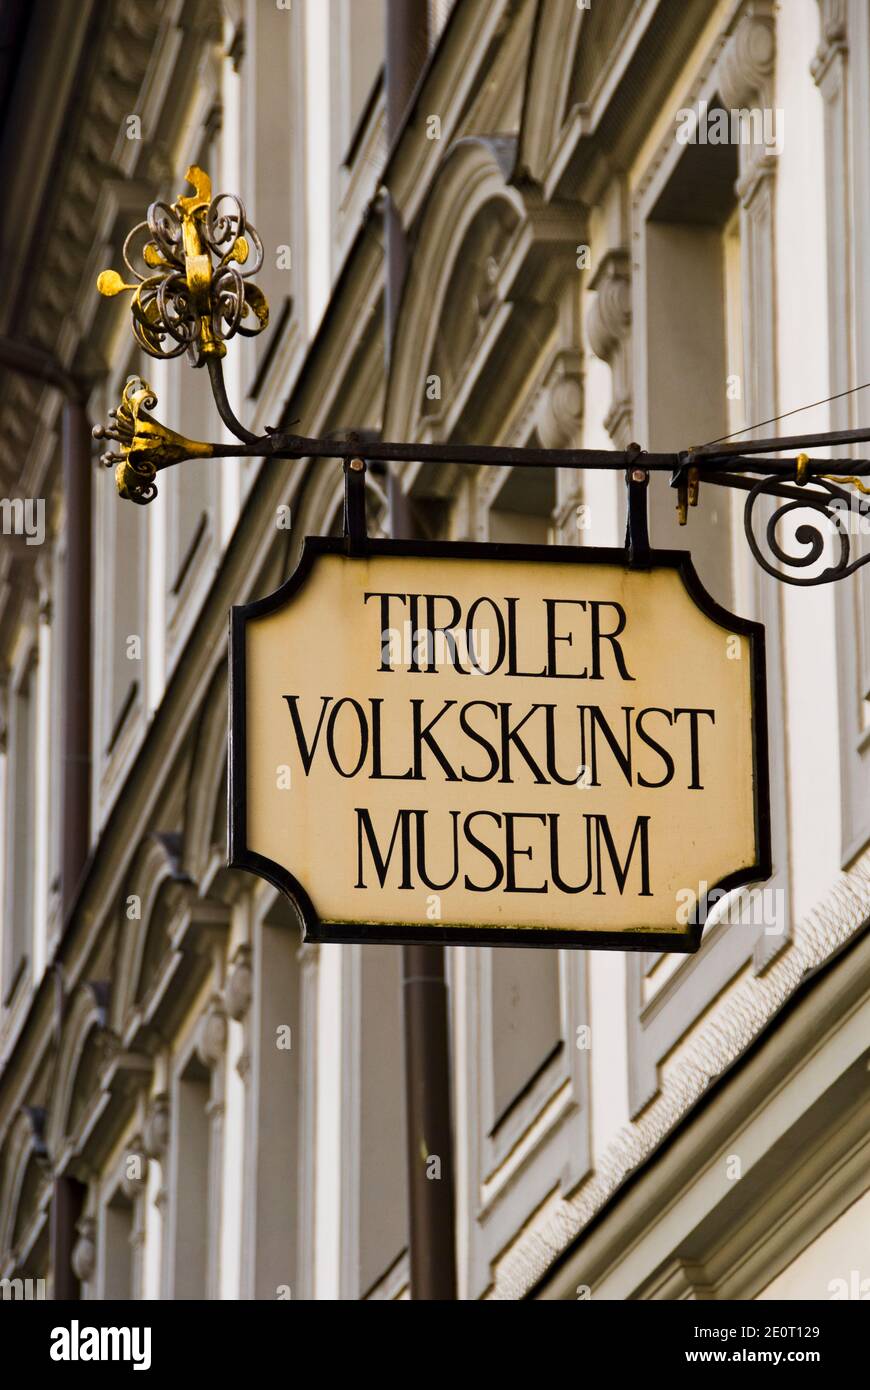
[168,1057,211,1298]
[336,0,383,145]
[643,134,740,607]
[489,949,561,1131]
[488,465,556,545]
[92,370,147,806]
[627,68,791,1117]
[343,943,408,1298]
[3,649,36,1002]
[242,896,302,1299]
[100,1189,134,1300]
[332,0,386,267]
[240,0,305,389]
[166,362,217,608]
[106,473,146,753]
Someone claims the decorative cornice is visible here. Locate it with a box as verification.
[716,2,780,207]
[811,0,848,87]
[586,251,631,366]
[143,1093,169,1161]
[119,1138,149,1200]
[718,0,776,111]
[586,250,632,449]
[223,946,252,1022]
[736,150,778,211]
[535,352,583,452]
[195,995,228,1071]
[71,1215,96,1283]
[818,0,847,47]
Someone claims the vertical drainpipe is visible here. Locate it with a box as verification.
[0,339,91,1298]
[384,2,458,1301]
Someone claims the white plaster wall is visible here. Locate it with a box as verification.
[775,0,842,922]
[303,0,333,339]
[758,1187,870,1300]
[220,1016,246,1299]
[314,942,343,1298]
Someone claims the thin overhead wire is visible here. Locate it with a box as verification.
[697,379,870,451]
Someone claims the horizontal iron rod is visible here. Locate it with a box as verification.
[701,471,865,503]
[691,425,870,457]
[216,431,870,475]
[257,434,658,468]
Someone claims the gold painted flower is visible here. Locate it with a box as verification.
[96,166,269,367]
[93,376,215,504]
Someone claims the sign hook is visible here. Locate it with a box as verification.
[344,454,368,555]
[624,444,650,567]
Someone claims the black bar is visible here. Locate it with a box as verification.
[624,450,650,567]
[692,424,870,456]
[343,456,368,554]
[206,356,259,444]
[385,0,456,1306]
[201,430,870,476]
[401,944,457,1300]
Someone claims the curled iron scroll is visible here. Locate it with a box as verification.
[743,475,870,585]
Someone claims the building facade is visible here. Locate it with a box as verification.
[0,0,868,1300]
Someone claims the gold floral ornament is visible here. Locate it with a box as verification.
[93,377,215,504]
[96,166,269,366]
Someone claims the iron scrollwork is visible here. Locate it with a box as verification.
[92,168,870,589]
[97,165,268,367]
[741,474,870,586]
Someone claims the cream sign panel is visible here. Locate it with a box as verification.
[229,540,770,951]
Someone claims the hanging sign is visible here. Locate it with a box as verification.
[229,538,770,951]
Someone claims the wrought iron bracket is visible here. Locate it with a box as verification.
[91,165,870,590]
[625,454,651,569]
[343,455,368,556]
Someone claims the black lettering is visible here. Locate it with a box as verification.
[549,813,595,893]
[589,601,634,680]
[499,703,548,784]
[635,707,675,788]
[355,808,414,889]
[504,812,548,892]
[458,700,500,781]
[594,815,652,896]
[325,698,369,777]
[466,596,505,674]
[544,599,588,678]
[369,698,413,779]
[412,699,460,780]
[674,708,716,789]
[364,592,407,671]
[463,812,504,892]
[505,596,546,677]
[544,704,581,785]
[414,809,460,890]
[424,593,468,674]
[283,695,332,774]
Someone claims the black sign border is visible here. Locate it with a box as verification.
[229,536,771,952]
